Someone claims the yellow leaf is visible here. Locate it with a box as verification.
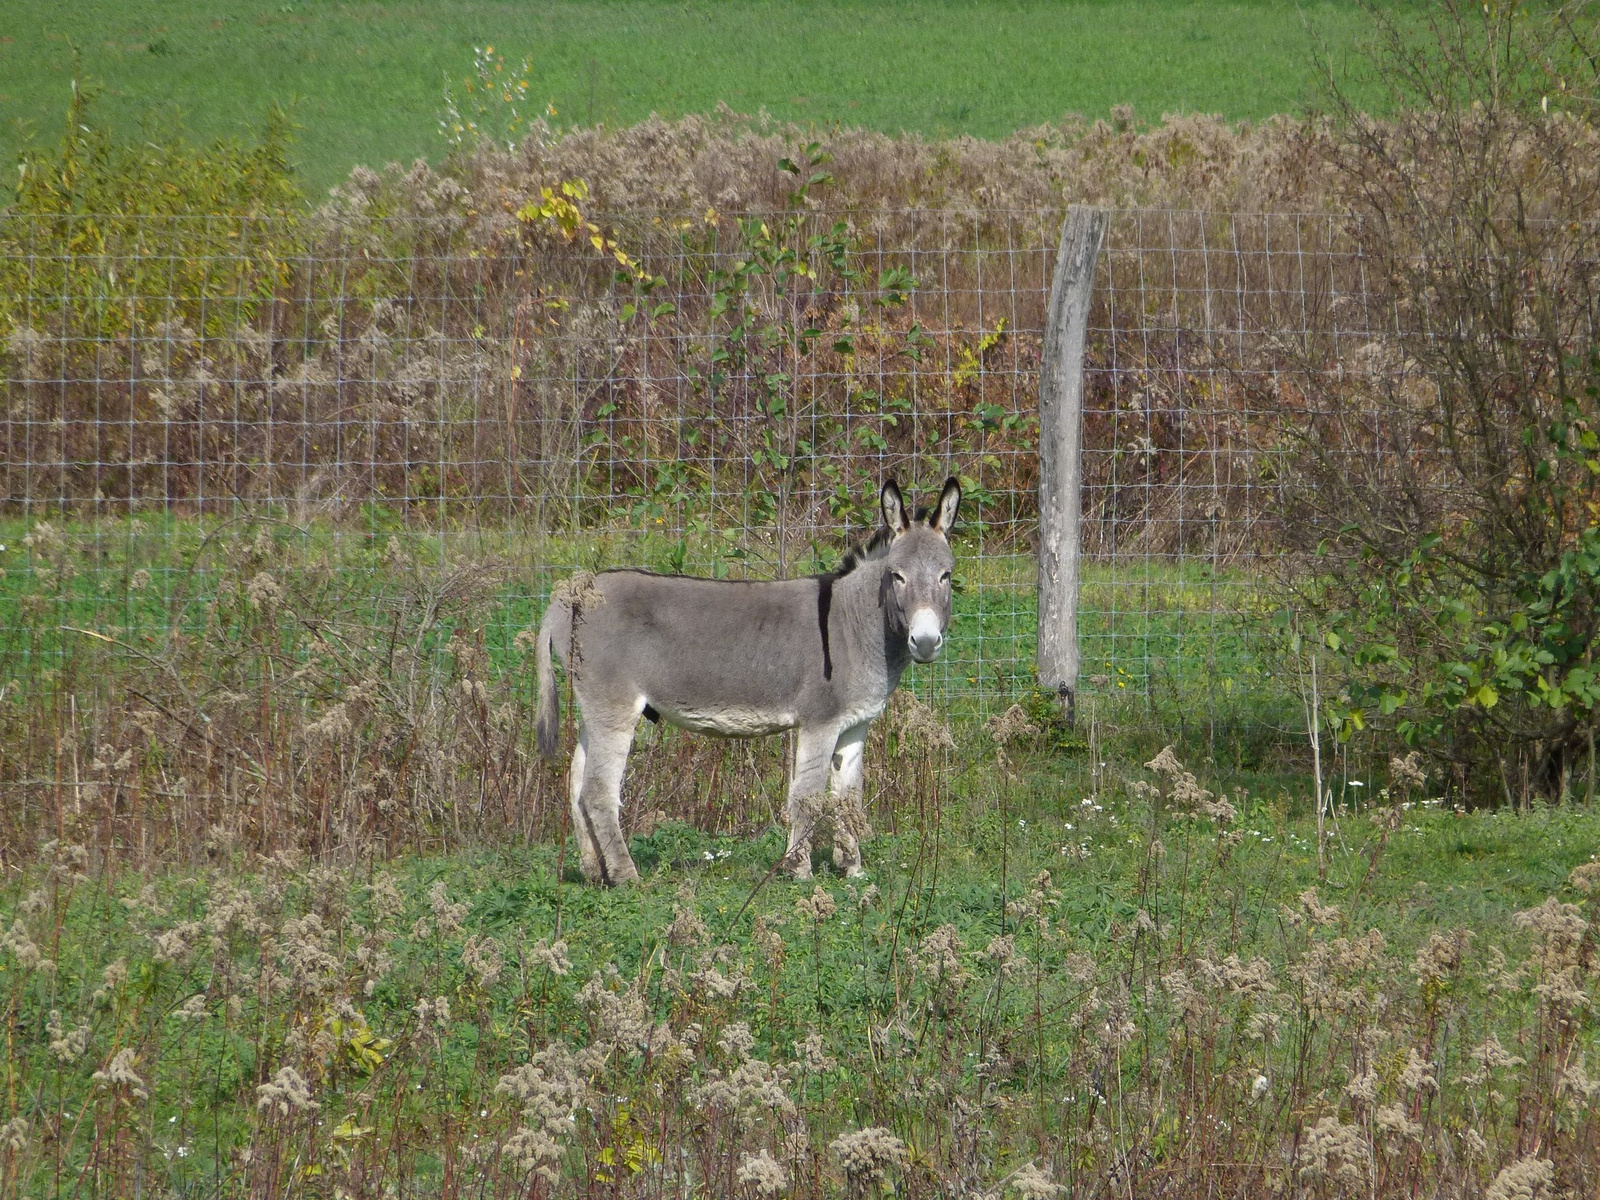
[333,1117,375,1142]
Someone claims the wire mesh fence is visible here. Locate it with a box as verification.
[0,205,1382,775]
[1082,208,1386,753]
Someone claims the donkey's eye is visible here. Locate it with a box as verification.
[891,571,906,584]
[940,571,952,583]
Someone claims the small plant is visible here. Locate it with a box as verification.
[439,45,552,153]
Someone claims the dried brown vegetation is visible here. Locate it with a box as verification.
[1272,0,1600,800]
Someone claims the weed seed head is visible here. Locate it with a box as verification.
[830,1126,908,1188]
[1486,1157,1554,1200]
[255,1066,318,1117]
[737,1147,789,1196]
[92,1049,149,1102]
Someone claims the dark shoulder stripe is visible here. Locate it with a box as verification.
[816,574,834,680]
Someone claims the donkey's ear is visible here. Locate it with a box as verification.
[880,479,910,533]
[928,476,962,535]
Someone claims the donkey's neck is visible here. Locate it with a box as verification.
[831,564,912,700]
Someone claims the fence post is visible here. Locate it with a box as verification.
[1037,204,1108,726]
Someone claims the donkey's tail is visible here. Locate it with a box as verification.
[534,595,571,759]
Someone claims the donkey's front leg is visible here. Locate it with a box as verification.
[783,726,839,880]
[575,717,640,886]
[828,723,870,877]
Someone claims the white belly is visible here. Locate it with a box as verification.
[835,697,889,731]
[658,704,797,738]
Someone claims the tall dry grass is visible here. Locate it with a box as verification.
[2,748,1599,1198]
[6,101,1592,550]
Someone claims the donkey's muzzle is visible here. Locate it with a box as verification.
[908,609,945,663]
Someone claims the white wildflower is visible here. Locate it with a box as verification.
[1375,1102,1422,1141]
[1297,1116,1367,1187]
[170,993,209,1023]
[256,1066,318,1116]
[793,1029,837,1074]
[831,1126,908,1187]
[737,1147,789,1196]
[0,1117,28,1154]
[1009,1160,1064,1199]
[530,937,571,976]
[428,881,469,938]
[796,886,837,923]
[461,934,504,989]
[719,1021,756,1061]
[1486,1157,1554,1200]
[245,571,283,613]
[46,1011,90,1064]
[92,1049,149,1102]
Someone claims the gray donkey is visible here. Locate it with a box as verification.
[534,478,961,885]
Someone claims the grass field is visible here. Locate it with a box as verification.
[0,0,1395,193]
[0,515,1298,754]
[4,744,1599,1195]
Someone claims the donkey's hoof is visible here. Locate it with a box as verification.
[581,857,640,887]
[833,845,865,877]
[781,840,813,872]
[604,860,641,887]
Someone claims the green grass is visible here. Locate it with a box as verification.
[6,750,1599,1194]
[0,0,1397,193]
[0,515,1297,755]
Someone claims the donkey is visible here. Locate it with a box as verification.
[534,477,961,885]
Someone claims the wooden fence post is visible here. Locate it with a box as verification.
[1037,205,1108,726]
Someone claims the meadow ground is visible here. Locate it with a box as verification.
[5,739,1600,1195]
[6,521,1600,1193]
[1,0,1398,193]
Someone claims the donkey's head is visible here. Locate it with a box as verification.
[877,477,961,663]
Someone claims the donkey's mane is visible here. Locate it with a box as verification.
[826,525,895,580]
[826,505,945,580]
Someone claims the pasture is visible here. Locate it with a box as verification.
[3,508,1599,1195]
[0,0,1395,191]
[5,0,1600,1193]
[5,748,1600,1195]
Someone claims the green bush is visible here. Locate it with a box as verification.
[1287,1,1600,802]
[1315,365,1600,801]
[0,79,303,340]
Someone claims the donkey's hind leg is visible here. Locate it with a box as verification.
[828,723,870,877]
[574,714,640,886]
[567,731,598,881]
[784,726,840,880]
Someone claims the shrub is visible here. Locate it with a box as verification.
[0,78,303,341]
[1280,0,1600,802]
